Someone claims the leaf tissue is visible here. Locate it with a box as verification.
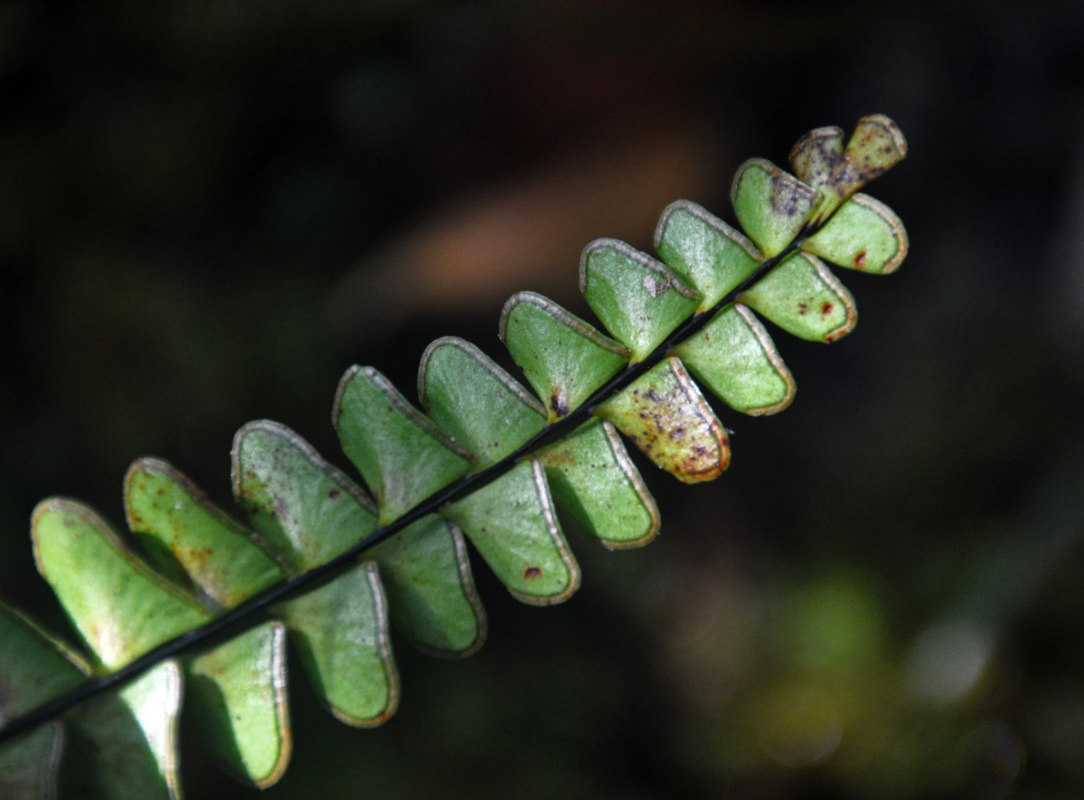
[0,115,908,798]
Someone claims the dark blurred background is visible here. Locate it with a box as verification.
[3,0,1084,797]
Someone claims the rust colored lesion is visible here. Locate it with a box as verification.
[524,566,542,580]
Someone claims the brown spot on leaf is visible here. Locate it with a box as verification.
[327,488,341,501]
[853,250,867,269]
[524,566,542,579]
[798,302,809,315]
[821,302,834,316]
[549,391,569,418]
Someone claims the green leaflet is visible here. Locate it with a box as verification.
[654,199,762,310]
[185,622,290,787]
[365,514,485,656]
[32,500,212,671]
[741,252,857,343]
[274,563,397,726]
[443,459,579,604]
[333,366,473,523]
[1,115,909,796]
[539,418,660,549]
[580,238,700,361]
[419,336,547,468]
[499,290,629,421]
[801,193,908,275]
[731,158,819,257]
[672,304,795,416]
[233,420,380,570]
[124,457,284,606]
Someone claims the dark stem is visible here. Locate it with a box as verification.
[0,224,815,747]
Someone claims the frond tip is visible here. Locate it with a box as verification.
[0,115,908,797]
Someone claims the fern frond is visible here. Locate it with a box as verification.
[0,115,908,798]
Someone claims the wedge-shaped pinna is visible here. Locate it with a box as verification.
[184,624,290,787]
[500,291,629,421]
[731,158,819,258]
[277,563,395,727]
[233,422,379,570]
[654,199,762,310]
[579,238,700,362]
[69,662,184,800]
[33,500,211,672]
[800,192,908,275]
[672,304,795,416]
[538,418,660,548]
[443,459,580,605]
[596,356,730,483]
[419,336,546,468]
[420,336,658,548]
[125,457,284,606]
[333,366,473,523]
[741,252,857,344]
[125,459,290,785]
